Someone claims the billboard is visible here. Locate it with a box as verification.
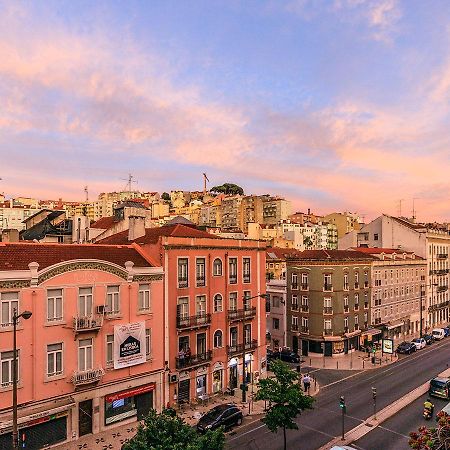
[114,322,146,369]
[382,338,394,354]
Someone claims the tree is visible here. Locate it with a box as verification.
[122,409,225,450]
[409,411,450,449]
[210,183,244,195]
[161,192,171,201]
[255,359,314,450]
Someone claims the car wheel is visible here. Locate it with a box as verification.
[236,416,243,426]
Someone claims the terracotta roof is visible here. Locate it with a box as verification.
[266,247,302,260]
[0,242,154,271]
[288,249,378,262]
[97,223,216,245]
[350,247,424,260]
[90,216,115,229]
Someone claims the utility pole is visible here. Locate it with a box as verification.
[339,396,346,440]
[372,387,377,420]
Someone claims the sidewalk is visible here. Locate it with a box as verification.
[54,377,319,450]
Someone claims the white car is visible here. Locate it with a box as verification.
[432,328,446,340]
[411,338,426,350]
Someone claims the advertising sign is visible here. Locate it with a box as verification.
[382,338,394,354]
[114,322,146,369]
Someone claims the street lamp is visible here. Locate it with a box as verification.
[12,308,32,450]
[241,293,268,404]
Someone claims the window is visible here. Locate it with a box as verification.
[47,343,63,377]
[1,350,18,387]
[243,291,251,310]
[354,272,359,289]
[106,335,114,366]
[301,273,309,290]
[343,273,349,291]
[323,297,332,314]
[243,258,251,283]
[324,319,332,331]
[292,295,299,310]
[214,294,223,312]
[145,329,151,358]
[138,284,151,311]
[47,289,63,322]
[229,292,238,311]
[272,296,280,308]
[354,315,359,330]
[213,259,223,276]
[292,316,299,331]
[354,293,359,310]
[244,324,251,344]
[177,297,189,318]
[230,327,238,347]
[229,258,238,284]
[1,292,19,327]
[196,258,206,287]
[178,258,189,288]
[324,274,332,291]
[213,330,223,348]
[301,295,308,311]
[78,287,93,317]
[78,338,93,371]
[196,295,206,316]
[301,317,308,332]
[374,233,379,241]
[291,273,298,289]
[344,295,349,311]
[344,316,349,330]
[273,318,280,330]
[106,286,120,315]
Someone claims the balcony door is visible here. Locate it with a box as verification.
[78,288,93,317]
[78,338,93,371]
[197,333,206,355]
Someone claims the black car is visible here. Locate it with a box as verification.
[396,341,416,354]
[196,404,243,432]
[269,349,300,364]
[423,334,435,345]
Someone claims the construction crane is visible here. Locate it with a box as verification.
[121,174,137,193]
[202,173,209,195]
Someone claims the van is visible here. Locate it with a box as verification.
[432,328,445,340]
[429,377,450,399]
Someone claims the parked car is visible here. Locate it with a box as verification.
[443,327,450,337]
[423,334,435,345]
[411,338,426,350]
[432,328,446,340]
[429,377,450,400]
[396,341,416,354]
[196,404,243,432]
[269,348,301,364]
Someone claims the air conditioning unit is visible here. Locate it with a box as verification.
[96,305,106,314]
[169,373,178,384]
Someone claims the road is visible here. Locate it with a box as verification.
[227,338,450,450]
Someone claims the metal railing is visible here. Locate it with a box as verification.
[176,313,211,329]
[291,283,299,290]
[323,284,333,292]
[344,305,349,313]
[227,307,256,321]
[301,326,309,333]
[73,314,104,332]
[301,305,309,312]
[227,340,258,356]
[72,367,104,386]
[292,323,299,331]
[229,275,238,284]
[324,329,333,336]
[301,284,309,290]
[175,351,212,369]
[178,278,188,288]
[437,254,448,259]
[196,276,206,287]
[323,307,333,314]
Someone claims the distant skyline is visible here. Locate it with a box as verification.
[1,0,450,222]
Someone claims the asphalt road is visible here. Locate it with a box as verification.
[227,338,450,450]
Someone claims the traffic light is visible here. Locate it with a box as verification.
[372,387,377,399]
[339,396,346,412]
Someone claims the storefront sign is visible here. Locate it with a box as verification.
[105,384,156,403]
[382,338,394,354]
[114,322,146,369]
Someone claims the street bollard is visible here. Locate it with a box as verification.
[310,358,312,366]
[363,360,365,369]
[337,361,339,370]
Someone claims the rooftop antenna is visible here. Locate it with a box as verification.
[120,174,138,193]
[202,173,210,195]
[397,199,405,217]
[412,198,419,221]
[84,186,89,202]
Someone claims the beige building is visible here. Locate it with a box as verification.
[0,202,40,232]
[324,212,362,239]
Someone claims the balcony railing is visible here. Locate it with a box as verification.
[73,314,103,333]
[301,284,309,291]
[72,367,104,386]
[227,307,256,322]
[364,281,369,288]
[324,329,333,336]
[343,284,349,291]
[344,305,349,313]
[323,284,333,292]
[176,313,211,329]
[323,307,333,315]
[301,305,309,312]
[175,350,212,369]
[344,326,349,333]
[291,283,299,290]
[437,285,448,293]
[354,304,359,311]
[437,253,448,259]
[354,324,360,331]
[435,269,449,275]
[364,302,369,309]
[354,282,359,289]
[291,304,299,311]
[243,273,251,283]
[196,276,206,287]
[227,339,258,356]
[292,323,299,331]
[178,278,188,288]
[229,275,238,284]
[301,326,309,333]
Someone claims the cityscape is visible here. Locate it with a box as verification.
[1,2,450,450]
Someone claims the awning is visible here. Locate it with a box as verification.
[344,330,362,338]
[361,329,382,337]
[386,321,404,330]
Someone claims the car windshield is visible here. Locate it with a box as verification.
[431,380,447,388]
[412,339,421,343]
[432,331,440,335]
[202,406,228,421]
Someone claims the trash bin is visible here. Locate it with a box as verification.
[371,356,376,364]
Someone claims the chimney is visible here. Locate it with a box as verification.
[128,216,146,241]
[2,229,19,242]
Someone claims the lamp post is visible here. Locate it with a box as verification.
[12,308,32,450]
[241,293,268,404]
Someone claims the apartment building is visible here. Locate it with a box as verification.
[0,202,40,232]
[262,197,292,226]
[98,220,267,407]
[323,212,362,239]
[286,250,377,357]
[265,279,287,350]
[0,243,164,448]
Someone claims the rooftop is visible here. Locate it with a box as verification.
[287,249,378,262]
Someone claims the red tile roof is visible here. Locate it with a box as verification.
[0,242,154,271]
[351,247,409,254]
[98,224,216,245]
[90,216,116,229]
[288,249,378,261]
[266,247,302,260]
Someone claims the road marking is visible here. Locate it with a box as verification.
[295,423,336,439]
[228,423,267,441]
[377,425,410,440]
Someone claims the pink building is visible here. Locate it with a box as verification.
[99,220,267,407]
[0,242,164,448]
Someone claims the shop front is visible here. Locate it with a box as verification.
[228,357,238,389]
[196,367,207,398]
[212,362,224,393]
[104,383,155,426]
[360,328,382,347]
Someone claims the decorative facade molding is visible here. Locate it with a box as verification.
[133,274,163,282]
[0,280,31,289]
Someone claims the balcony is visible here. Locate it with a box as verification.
[343,284,349,291]
[291,304,299,311]
[436,269,449,275]
[178,278,188,289]
[227,339,258,356]
[344,326,349,333]
[301,305,309,313]
[354,324,360,331]
[437,285,448,293]
[176,313,211,330]
[344,305,349,313]
[324,329,333,336]
[175,350,212,370]
[323,284,333,292]
[196,276,206,287]
[229,275,238,284]
[364,302,369,309]
[437,254,448,260]
[227,307,256,322]
[301,326,309,334]
[354,282,360,289]
[73,314,103,333]
[323,307,333,315]
[364,281,369,288]
[243,273,251,283]
[301,284,309,291]
[292,323,299,332]
[72,367,104,386]
[354,304,359,311]
[291,283,299,290]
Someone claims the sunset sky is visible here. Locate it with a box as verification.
[1,0,450,221]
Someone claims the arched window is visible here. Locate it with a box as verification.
[213,294,223,312]
[213,258,223,276]
[213,330,223,348]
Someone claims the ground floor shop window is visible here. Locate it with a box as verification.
[196,374,206,397]
[213,370,222,393]
[333,341,344,354]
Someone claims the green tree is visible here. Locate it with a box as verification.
[122,409,225,450]
[409,411,450,449]
[255,359,314,450]
[161,192,171,201]
[210,183,244,195]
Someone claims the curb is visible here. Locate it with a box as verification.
[318,367,450,450]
